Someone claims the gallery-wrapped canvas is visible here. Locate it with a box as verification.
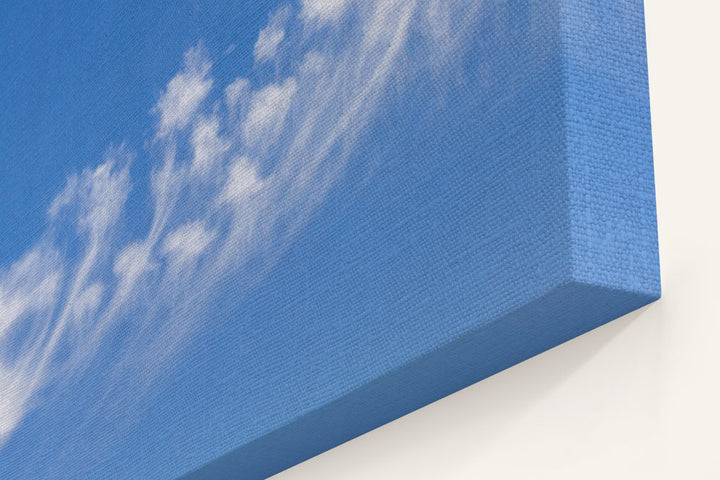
[0,1,659,478]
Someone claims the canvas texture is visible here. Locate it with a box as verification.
[0,1,659,478]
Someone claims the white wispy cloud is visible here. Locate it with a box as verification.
[0,249,61,340]
[300,0,352,26]
[242,77,297,148]
[218,157,264,204]
[113,242,155,285]
[0,366,33,448]
[254,7,290,63]
[0,0,486,452]
[191,114,230,176]
[224,77,250,110]
[162,221,217,267]
[154,45,213,137]
[0,245,62,444]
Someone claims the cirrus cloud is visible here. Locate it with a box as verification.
[0,0,485,451]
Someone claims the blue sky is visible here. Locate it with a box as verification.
[0,0,278,265]
[0,1,576,478]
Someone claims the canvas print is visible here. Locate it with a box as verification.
[0,1,659,478]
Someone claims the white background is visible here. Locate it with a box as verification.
[276,2,720,478]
